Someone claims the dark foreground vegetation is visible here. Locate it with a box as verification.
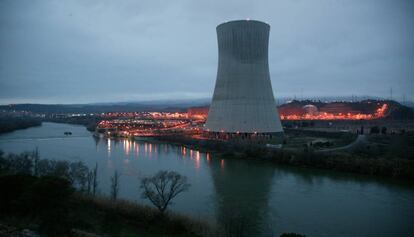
[0,150,206,237]
[0,150,305,237]
[0,117,41,134]
[0,175,205,237]
[156,132,414,180]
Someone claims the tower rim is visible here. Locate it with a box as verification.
[217,20,270,30]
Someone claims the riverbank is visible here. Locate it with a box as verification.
[49,120,413,180]
[153,133,414,180]
[54,118,414,180]
[0,117,42,134]
[45,117,99,132]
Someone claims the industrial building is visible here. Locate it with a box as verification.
[205,20,283,139]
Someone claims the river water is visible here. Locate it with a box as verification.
[0,122,413,236]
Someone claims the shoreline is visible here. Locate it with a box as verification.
[9,121,413,181]
[150,134,414,181]
[0,119,42,135]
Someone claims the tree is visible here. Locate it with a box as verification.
[92,162,98,196]
[370,126,380,134]
[69,161,89,191]
[32,147,39,176]
[5,152,33,174]
[110,170,120,200]
[140,170,190,214]
[0,175,74,236]
[87,170,94,194]
[280,233,306,237]
[51,160,70,180]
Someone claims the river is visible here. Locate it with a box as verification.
[0,122,413,236]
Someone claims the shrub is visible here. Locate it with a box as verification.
[280,233,306,237]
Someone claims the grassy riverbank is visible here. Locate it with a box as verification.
[154,132,414,180]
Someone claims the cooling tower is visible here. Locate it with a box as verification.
[205,20,283,136]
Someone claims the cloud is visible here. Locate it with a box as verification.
[0,0,413,104]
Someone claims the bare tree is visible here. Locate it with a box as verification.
[92,162,98,196]
[110,170,120,200]
[140,170,190,214]
[69,161,89,191]
[32,147,39,176]
[87,170,94,194]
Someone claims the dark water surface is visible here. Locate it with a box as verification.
[0,123,413,236]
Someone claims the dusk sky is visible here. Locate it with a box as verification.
[0,0,413,104]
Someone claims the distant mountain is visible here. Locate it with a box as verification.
[0,99,211,114]
[90,98,211,106]
[403,101,414,109]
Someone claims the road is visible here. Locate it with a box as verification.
[317,134,367,153]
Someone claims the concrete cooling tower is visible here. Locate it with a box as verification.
[205,20,283,138]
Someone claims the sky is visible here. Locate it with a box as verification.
[0,0,413,104]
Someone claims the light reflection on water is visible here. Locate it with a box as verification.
[0,122,414,237]
[106,138,208,171]
[107,139,111,156]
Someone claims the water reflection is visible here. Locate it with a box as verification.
[195,151,200,169]
[107,138,111,157]
[209,158,275,236]
[134,142,139,156]
[101,138,216,172]
[182,147,187,156]
[101,138,211,166]
[97,137,414,236]
[2,123,413,237]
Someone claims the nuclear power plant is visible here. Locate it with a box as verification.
[205,20,283,139]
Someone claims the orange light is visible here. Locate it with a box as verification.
[280,103,388,121]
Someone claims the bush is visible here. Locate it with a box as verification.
[0,175,74,236]
[370,126,380,134]
[0,174,37,214]
[280,233,306,237]
[0,150,90,190]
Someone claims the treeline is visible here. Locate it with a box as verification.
[0,103,190,114]
[46,116,100,131]
[0,117,41,134]
[0,150,98,194]
[267,149,414,179]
